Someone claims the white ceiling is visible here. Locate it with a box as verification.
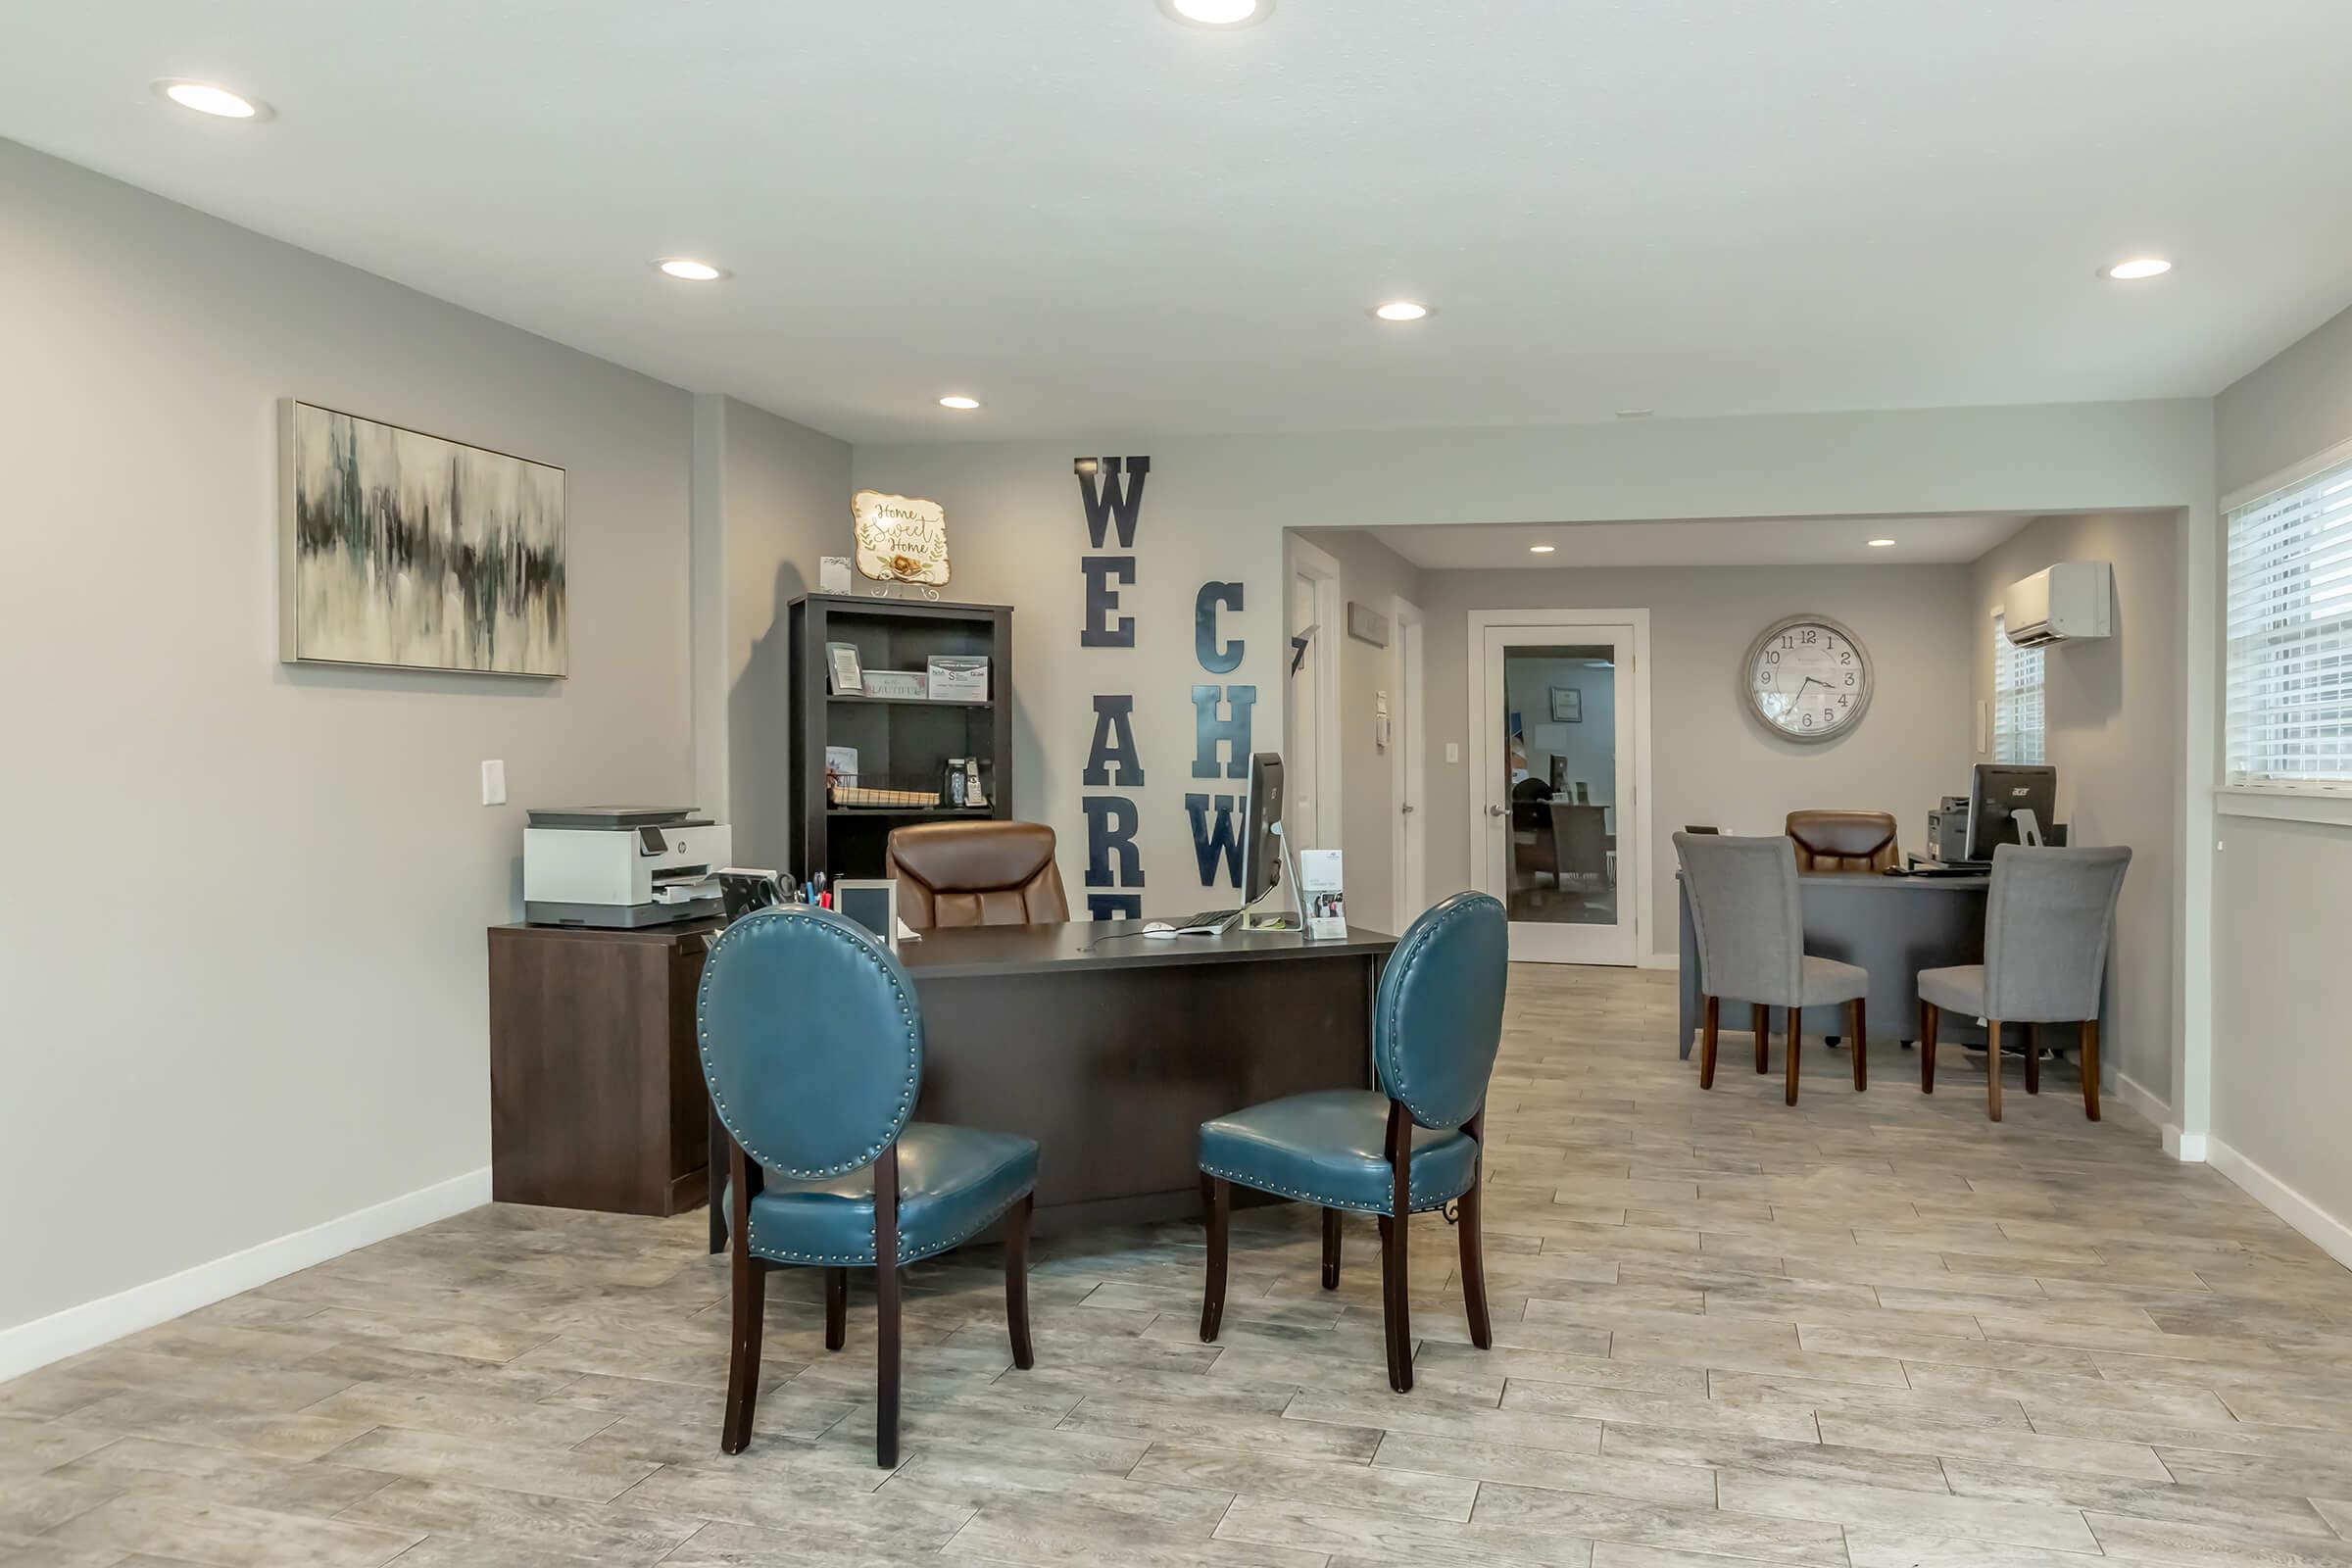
[1373,514,2034,570]
[8,2,2352,445]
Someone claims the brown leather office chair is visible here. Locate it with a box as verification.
[885,821,1069,931]
[1785,810,1899,874]
[1784,808,1901,1050]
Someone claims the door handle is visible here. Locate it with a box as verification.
[1486,804,1506,818]
[1400,803,1415,814]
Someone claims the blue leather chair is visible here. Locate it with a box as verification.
[697,905,1040,1467]
[1195,892,1508,1393]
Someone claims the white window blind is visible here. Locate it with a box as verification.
[2228,455,2352,787]
[1992,612,2045,764]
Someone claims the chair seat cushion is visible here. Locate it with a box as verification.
[1919,964,1986,1016]
[734,1123,1038,1267]
[1198,1090,1479,1216]
[1800,956,1870,1006]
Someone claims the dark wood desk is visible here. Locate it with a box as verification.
[707,920,1396,1249]
[1673,872,2109,1068]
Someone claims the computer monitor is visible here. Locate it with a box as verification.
[1964,763,2057,861]
[1239,752,1286,904]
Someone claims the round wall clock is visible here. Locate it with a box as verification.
[1742,613,1873,743]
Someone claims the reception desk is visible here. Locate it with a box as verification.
[1673,871,2109,1064]
[708,919,1395,1247]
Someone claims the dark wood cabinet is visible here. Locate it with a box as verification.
[488,918,722,1217]
[791,593,1014,882]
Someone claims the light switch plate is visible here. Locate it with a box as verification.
[480,760,507,806]
[1446,742,1460,763]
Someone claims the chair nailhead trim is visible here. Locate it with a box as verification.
[747,1183,1036,1267]
[1197,1161,1468,1215]
[1378,897,1487,1130]
[697,907,921,1179]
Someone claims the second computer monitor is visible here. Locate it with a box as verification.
[1964,762,2057,860]
[1240,752,1286,903]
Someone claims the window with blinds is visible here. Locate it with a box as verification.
[1991,613,2045,764]
[2228,454,2352,787]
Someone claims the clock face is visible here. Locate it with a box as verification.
[1745,614,1872,743]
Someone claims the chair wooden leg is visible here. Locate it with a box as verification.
[1321,1206,1343,1289]
[1920,1003,1938,1094]
[874,1145,902,1470]
[823,1268,847,1351]
[1383,1101,1413,1393]
[1754,1004,1769,1073]
[2025,1024,2041,1096]
[1785,1008,1800,1107]
[2080,1018,2102,1122]
[720,1140,764,1455]
[1985,1019,2003,1123]
[1199,1174,1229,1343]
[1698,996,1720,1089]
[1004,1192,1035,1370]
[1458,1113,1493,1350]
[720,1250,765,1453]
[1849,999,1867,1093]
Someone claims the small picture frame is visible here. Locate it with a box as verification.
[926,655,990,702]
[860,669,927,701]
[825,641,864,695]
[819,556,853,593]
[833,878,902,949]
[1549,686,1583,723]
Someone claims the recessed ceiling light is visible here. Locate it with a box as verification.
[939,395,981,411]
[155,79,270,120]
[1528,544,1556,554]
[1615,409,1653,420]
[1158,0,1273,26]
[1867,538,1896,548]
[1372,300,1431,322]
[2103,257,2172,281]
[656,258,727,282]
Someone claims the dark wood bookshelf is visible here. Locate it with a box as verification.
[790,593,1013,882]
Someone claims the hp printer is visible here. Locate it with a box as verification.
[523,807,732,927]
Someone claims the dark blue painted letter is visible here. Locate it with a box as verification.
[1195,581,1244,674]
[1185,793,1243,888]
[1083,796,1143,889]
[1192,683,1256,779]
[1081,556,1136,648]
[1076,456,1151,550]
[1083,695,1145,786]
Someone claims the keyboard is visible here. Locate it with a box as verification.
[1173,907,1243,934]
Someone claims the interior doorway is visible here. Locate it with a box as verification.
[1469,611,1652,965]
[1285,538,1344,864]
[1390,598,1427,931]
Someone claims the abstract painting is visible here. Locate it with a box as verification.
[278,400,566,675]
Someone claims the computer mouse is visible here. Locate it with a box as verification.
[1142,922,1179,938]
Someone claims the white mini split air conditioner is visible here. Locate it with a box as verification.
[2002,561,2112,648]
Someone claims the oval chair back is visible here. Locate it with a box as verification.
[1984,844,2132,1021]
[697,904,921,1180]
[1374,891,1509,1130]
[1673,831,1803,1008]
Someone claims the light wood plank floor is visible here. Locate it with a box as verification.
[9,964,2352,1567]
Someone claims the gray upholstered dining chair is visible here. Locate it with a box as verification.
[698,905,1041,1467]
[1195,892,1507,1394]
[1673,832,1871,1105]
[1918,844,2131,1123]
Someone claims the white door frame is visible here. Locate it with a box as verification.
[1286,536,1346,857]
[1389,596,1427,932]
[1465,608,1655,965]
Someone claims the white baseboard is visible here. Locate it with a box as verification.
[2208,1138,2352,1271]
[2114,1072,2170,1131]
[0,1165,490,1383]
[2164,1125,2209,1163]
[1639,950,1678,972]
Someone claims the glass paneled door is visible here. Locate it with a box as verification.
[1474,624,1638,964]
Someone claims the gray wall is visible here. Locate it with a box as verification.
[692,396,852,868]
[1969,513,2181,1106]
[1414,563,1977,961]
[0,140,695,1335]
[2212,302,2352,1234]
